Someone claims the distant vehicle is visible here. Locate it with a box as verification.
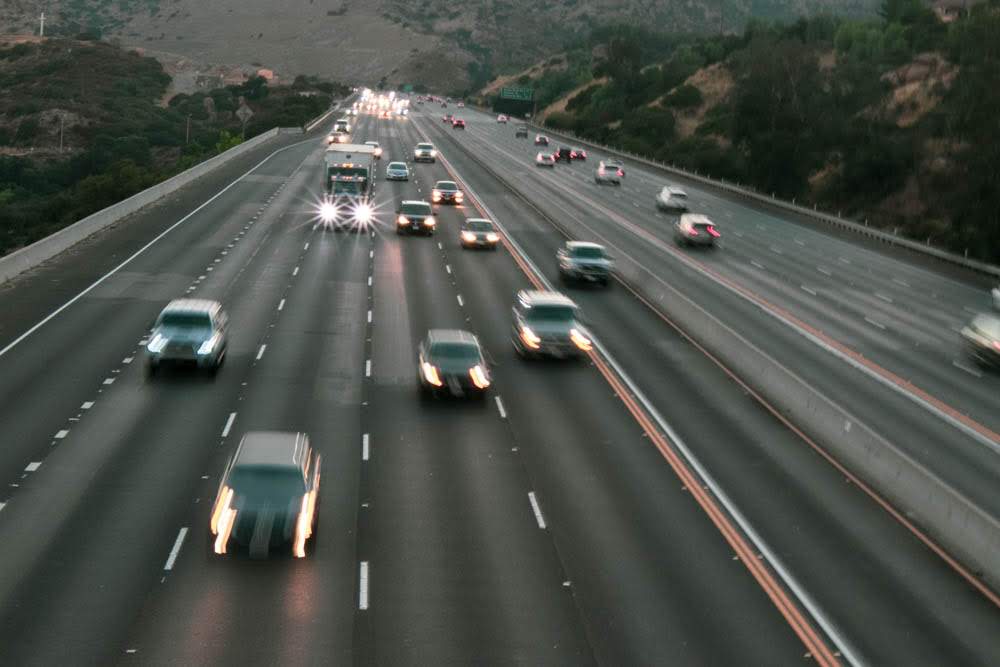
[322,144,376,230]
[497,114,508,123]
[594,160,623,185]
[674,213,721,248]
[557,241,614,286]
[515,125,529,138]
[328,130,349,144]
[555,147,574,162]
[364,140,383,159]
[413,142,437,163]
[457,101,465,108]
[396,199,436,235]
[536,152,556,168]
[442,115,451,123]
[385,161,410,181]
[460,218,500,250]
[511,290,592,359]
[534,134,549,146]
[146,299,228,376]
[441,102,448,108]
[961,312,1000,368]
[452,118,466,129]
[570,148,587,161]
[418,329,491,398]
[334,118,350,133]
[209,431,321,559]
[432,180,464,205]
[656,186,689,212]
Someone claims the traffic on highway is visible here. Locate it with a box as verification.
[0,87,997,666]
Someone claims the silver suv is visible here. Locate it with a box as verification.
[146,299,228,375]
[413,143,437,163]
[511,290,592,359]
[557,241,614,286]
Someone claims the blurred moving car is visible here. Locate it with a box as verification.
[418,329,491,398]
[413,143,437,163]
[396,200,436,235]
[604,158,625,176]
[457,101,465,108]
[571,148,587,161]
[556,147,574,162]
[656,186,690,212]
[674,213,721,248]
[452,118,466,129]
[146,299,228,376]
[364,141,383,159]
[594,161,623,185]
[536,152,556,168]
[511,290,592,359]
[557,241,614,286]
[497,114,508,123]
[534,134,550,146]
[385,161,410,181]
[209,432,321,559]
[460,218,500,250]
[515,125,529,138]
[961,312,1000,368]
[432,180,464,205]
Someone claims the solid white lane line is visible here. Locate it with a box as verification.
[163,527,189,570]
[278,299,286,311]
[359,561,370,610]
[54,430,69,439]
[367,310,372,323]
[103,378,115,385]
[953,360,983,378]
[81,402,94,410]
[365,359,372,377]
[362,433,370,461]
[800,285,817,296]
[221,412,237,438]
[25,462,41,472]
[457,294,464,307]
[864,316,887,330]
[495,396,507,419]
[292,266,300,277]
[446,265,451,274]
[528,492,547,529]
[256,345,267,361]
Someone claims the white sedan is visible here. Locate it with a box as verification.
[655,186,689,212]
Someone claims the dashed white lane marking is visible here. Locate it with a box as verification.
[304,242,310,251]
[358,561,370,610]
[952,360,983,378]
[81,402,94,410]
[800,285,817,296]
[123,356,134,364]
[367,310,372,323]
[256,345,267,361]
[892,278,910,288]
[528,492,547,529]
[817,266,832,276]
[54,430,69,440]
[437,242,443,250]
[368,276,372,287]
[750,260,765,270]
[365,359,372,377]
[864,316,887,330]
[24,462,41,472]
[839,257,851,264]
[278,299,286,311]
[362,433,370,461]
[369,250,374,259]
[794,239,805,246]
[221,412,237,438]
[163,527,189,571]
[769,245,783,254]
[292,266,300,277]
[456,294,464,307]
[495,396,507,419]
[103,378,115,385]
[0,502,5,512]
[875,292,894,303]
[445,265,451,274]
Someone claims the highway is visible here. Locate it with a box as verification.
[0,103,995,666]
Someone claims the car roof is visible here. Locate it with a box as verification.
[435,180,458,187]
[464,217,493,225]
[680,213,714,225]
[233,431,309,469]
[566,241,605,252]
[387,161,407,167]
[365,141,380,146]
[426,329,479,346]
[665,186,687,195]
[517,290,577,308]
[162,299,221,315]
[416,142,434,147]
[401,199,431,207]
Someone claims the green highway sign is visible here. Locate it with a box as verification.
[499,86,534,101]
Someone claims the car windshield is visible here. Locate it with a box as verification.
[333,181,362,195]
[571,246,606,259]
[230,466,306,503]
[436,182,457,191]
[467,221,493,232]
[972,314,1000,339]
[606,160,623,167]
[526,305,576,322]
[430,342,480,362]
[417,144,433,151]
[159,311,212,331]
[401,202,432,216]
[388,162,407,170]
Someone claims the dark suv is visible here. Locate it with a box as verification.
[556,147,573,162]
[396,200,436,235]
[515,125,529,138]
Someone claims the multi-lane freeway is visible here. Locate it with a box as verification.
[0,100,997,666]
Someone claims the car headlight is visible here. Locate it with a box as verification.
[470,364,490,389]
[486,232,499,243]
[320,202,337,222]
[422,361,443,387]
[355,204,373,223]
[455,193,463,202]
[520,326,541,349]
[461,231,476,243]
[397,215,409,226]
[570,328,592,351]
[147,333,167,354]
[198,335,219,356]
[432,190,441,201]
[430,150,437,157]
[423,217,436,227]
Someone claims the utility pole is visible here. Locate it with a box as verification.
[39,11,45,37]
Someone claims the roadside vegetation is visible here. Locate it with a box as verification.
[480,0,1000,263]
[0,38,345,257]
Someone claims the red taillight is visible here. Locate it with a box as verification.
[707,226,721,238]
[993,341,1000,351]
[617,170,624,176]
[688,228,699,237]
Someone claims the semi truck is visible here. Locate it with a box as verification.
[321,144,376,231]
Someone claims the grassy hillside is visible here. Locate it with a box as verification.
[497,2,1000,263]
[0,38,341,257]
